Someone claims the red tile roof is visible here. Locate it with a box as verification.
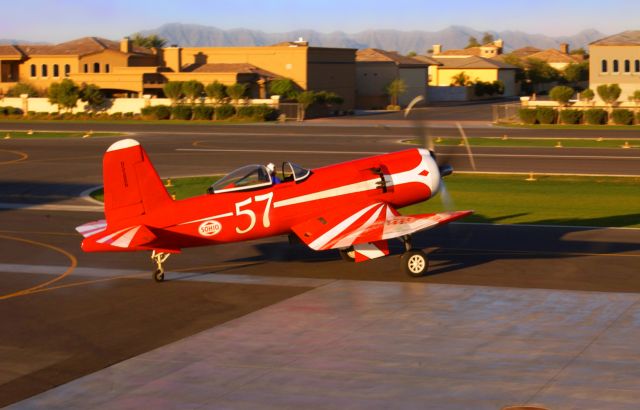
[1,37,153,57]
[356,48,428,67]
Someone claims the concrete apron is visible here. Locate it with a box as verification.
[10,280,640,410]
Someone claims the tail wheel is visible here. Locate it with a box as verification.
[401,249,429,277]
[153,268,165,283]
[339,247,356,262]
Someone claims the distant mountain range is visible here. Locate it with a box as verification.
[136,23,607,54]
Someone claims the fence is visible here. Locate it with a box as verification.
[492,103,522,123]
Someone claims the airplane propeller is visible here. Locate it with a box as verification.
[403,95,477,208]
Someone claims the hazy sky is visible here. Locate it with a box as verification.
[2,0,637,42]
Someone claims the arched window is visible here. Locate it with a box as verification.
[83,64,88,73]
[624,60,630,72]
[105,64,110,73]
[30,64,36,77]
[635,60,639,72]
[613,59,619,73]
[41,64,47,77]
[601,59,607,72]
[53,64,59,77]
[93,62,100,73]
[64,64,70,77]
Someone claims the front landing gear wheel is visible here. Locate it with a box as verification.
[401,249,429,277]
[339,247,356,262]
[154,269,165,283]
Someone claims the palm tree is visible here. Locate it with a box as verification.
[385,78,407,107]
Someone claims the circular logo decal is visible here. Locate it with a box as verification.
[198,220,222,236]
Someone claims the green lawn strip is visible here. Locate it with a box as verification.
[405,137,638,149]
[401,174,640,228]
[90,174,640,229]
[0,118,272,126]
[1,131,124,139]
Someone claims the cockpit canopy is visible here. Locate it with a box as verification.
[208,162,311,194]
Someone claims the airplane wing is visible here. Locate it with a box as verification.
[292,202,473,258]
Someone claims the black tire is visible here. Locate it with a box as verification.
[153,269,165,283]
[401,249,429,277]
[339,247,356,262]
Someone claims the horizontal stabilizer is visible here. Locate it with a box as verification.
[75,219,107,238]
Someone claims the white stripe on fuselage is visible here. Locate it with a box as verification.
[273,178,380,208]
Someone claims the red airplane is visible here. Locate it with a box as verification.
[77,139,472,282]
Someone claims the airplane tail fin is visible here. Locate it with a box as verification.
[102,139,172,225]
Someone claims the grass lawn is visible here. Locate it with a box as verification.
[497,123,640,131]
[1,131,124,139]
[405,137,639,149]
[90,174,640,228]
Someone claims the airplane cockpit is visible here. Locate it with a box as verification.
[207,162,310,194]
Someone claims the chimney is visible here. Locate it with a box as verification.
[120,37,131,53]
[560,43,569,54]
[494,39,504,49]
[432,44,442,55]
[293,37,308,46]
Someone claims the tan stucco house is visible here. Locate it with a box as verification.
[589,31,640,103]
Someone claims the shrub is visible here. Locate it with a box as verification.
[596,84,621,104]
[171,105,192,120]
[123,112,134,118]
[580,88,595,101]
[214,104,235,120]
[518,108,537,124]
[611,109,634,125]
[584,108,607,125]
[636,112,640,124]
[252,104,278,121]
[549,86,575,105]
[205,81,226,102]
[110,112,123,119]
[7,82,39,97]
[193,105,214,120]
[559,109,582,124]
[141,105,171,120]
[163,81,184,104]
[4,106,23,115]
[235,105,255,118]
[536,107,557,124]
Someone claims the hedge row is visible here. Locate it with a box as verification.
[140,104,278,121]
[0,106,24,115]
[518,108,640,125]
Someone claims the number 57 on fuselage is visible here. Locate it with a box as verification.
[77,139,472,281]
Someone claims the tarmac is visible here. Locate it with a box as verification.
[10,279,640,410]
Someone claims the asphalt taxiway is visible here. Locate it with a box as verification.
[1,118,640,408]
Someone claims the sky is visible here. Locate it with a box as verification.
[2,0,638,43]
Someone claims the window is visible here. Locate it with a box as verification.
[635,60,639,72]
[30,64,36,77]
[105,64,110,73]
[53,64,59,77]
[93,62,100,73]
[625,60,630,73]
[41,64,47,77]
[282,162,311,183]
[208,164,273,194]
[64,64,70,77]
[83,64,88,73]
[613,59,619,73]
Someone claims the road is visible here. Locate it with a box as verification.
[1,116,639,406]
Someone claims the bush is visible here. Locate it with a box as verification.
[171,105,192,120]
[536,107,557,124]
[611,109,634,125]
[214,104,235,120]
[4,106,23,115]
[7,82,39,97]
[141,105,171,120]
[193,105,214,120]
[584,108,607,125]
[580,88,595,101]
[559,109,582,124]
[252,104,278,121]
[123,112,134,118]
[549,86,575,105]
[518,108,537,124]
[110,112,123,119]
[235,105,255,118]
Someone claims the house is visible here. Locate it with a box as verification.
[355,48,431,108]
[427,55,518,97]
[505,43,584,71]
[0,37,357,109]
[589,30,640,103]
[431,40,504,59]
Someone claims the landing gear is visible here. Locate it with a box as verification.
[339,246,356,262]
[400,235,429,277]
[401,249,429,277]
[151,250,171,282]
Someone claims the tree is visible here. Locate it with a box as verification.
[525,58,560,85]
[481,32,495,45]
[79,83,105,111]
[6,82,39,97]
[580,88,595,101]
[225,83,248,102]
[385,78,407,107]
[295,91,317,120]
[407,51,417,57]
[563,62,589,84]
[451,71,470,86]
[48,79,79,112]
[268,78,297,99]
[182,80,204,103]
[205,81,226,103]
[466,36,480,48]
[596,84,621,105]
[549,85,575,105]
[163,81,184,104]
[570,48,587,56]
[131,33,167,49]
[631,90,640,102]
